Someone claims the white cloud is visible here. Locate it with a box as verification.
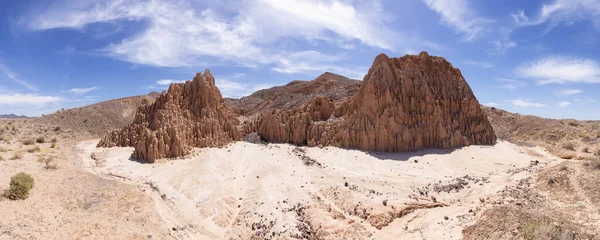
[216,79,273,98]
[484,102,498,107]
[486,40,517,54]
[0,93,63,107]
[271,51,366,79]
[505,99,547,108]
[517,56,600,84]
[23,0,419,72]
[156,79,187,86]
[558,101,571,107]
[68,86,98,95]
[423,0,492,41]
[463,60,493,68]
[512,0,600,28]
[557,89,583,96]
[497,78,526,90]
[0,63,37,91]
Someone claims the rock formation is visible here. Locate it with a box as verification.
[251,52,496,151]
[99,52,496,162]
[98,70,242,162]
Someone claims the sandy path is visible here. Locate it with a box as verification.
[76,140,561,239]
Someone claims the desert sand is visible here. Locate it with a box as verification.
[76,139,558,239]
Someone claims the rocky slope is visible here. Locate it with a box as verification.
[99,52,496,162]
[98,70,242,162]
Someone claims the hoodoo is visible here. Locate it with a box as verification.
[97,70,242,162]
[99,52,496,162]
[252,52,496,151]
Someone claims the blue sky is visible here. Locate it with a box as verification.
[0,0,599,119]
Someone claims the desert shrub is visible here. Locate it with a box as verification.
[0,146,7,152]
[21,138,35,145]
[0,134,12,143]
[3,172,34,200]
[35,136,45,143]
[582,147,590,153]
[27,145,41,153]
[561,142,575,151]
[568,121,579,127]
[0,154,4,161]
[38,154,57,170]
[51,138,57,143]
[522,218,574,240]
[10,151,24,160]
[50,142,56,148]
[595,148,600,157]
[52,126,61,131]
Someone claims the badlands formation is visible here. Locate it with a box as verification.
[99,52,496,162]
[2,52,599,239]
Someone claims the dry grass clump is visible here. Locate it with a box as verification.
[10,151,24,160]
[0,134,12,143]
[0,146,8,152]
[561,142,575,151]
[50,142,57,148]
[582,146,590,153]
[37,154,57,170]
[27,145,41,153]
[3,172,34,200]
[21,138,35,146]
[595,148,600,157]
[35,136,45,143]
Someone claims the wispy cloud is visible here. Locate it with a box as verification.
[512,0,600,29]
[558,101,571,108]
[517,56,600,84]
[505,99,547,107]
[557,89,583,96]
[0,93,63,107]
[216,79,273,98]
[483,102,498,107]
[497,78,526,90]
[423,0,492,41]
[0,63,37,91]
[156,79,187,86]
[68,86,98,95]
[22,0,429,73]
[463,60,493,68]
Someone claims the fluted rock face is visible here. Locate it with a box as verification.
[98,70,242,162]
[252,52,496,151]
[99,52,495,162]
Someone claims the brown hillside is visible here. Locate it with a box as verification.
[35,92,160,137]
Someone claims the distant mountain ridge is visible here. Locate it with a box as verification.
[0,114,29,119]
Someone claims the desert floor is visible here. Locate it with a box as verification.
[73,140,558,239]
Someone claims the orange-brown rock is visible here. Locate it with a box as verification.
[251,52,496,151]
[99,52,495,162]
[98,70,242,162]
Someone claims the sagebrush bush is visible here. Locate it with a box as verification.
[27,146,41,153]
[4,172,34,200]
[562,142,575,151]
[22,138,35,145]
[35,136,45,143]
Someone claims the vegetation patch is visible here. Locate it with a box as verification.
[3,172,35,200]
[522,218,574,240]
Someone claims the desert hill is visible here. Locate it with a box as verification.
[35,92,160,137]
[226,72,361,116]
[0,114,29,119]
